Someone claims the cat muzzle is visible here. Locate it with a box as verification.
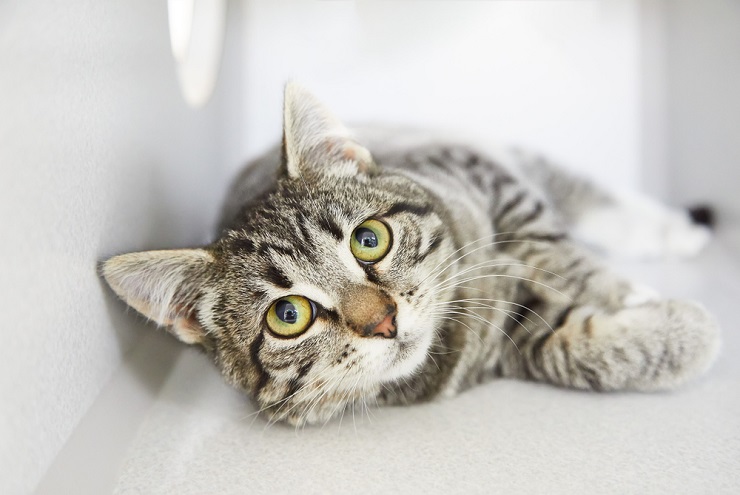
[342,284,398,339]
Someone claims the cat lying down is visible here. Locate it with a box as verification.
[102,83,720,426]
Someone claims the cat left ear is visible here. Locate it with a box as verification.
[281,82,377,180]
[101,249,214,345]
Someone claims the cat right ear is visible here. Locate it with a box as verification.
[281,82,377,180]
[101,249,214,345]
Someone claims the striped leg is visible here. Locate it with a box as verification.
[512,299,720,391]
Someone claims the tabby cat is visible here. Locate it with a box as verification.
[102,83,720,426]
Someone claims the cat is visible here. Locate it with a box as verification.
[102,82,720,426]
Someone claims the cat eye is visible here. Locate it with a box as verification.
[350,219,392,263]
[266,295,316,338]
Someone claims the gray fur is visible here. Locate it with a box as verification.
[102,83,720,426]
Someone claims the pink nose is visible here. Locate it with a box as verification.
[371,313,397,339]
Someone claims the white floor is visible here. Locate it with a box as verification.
[37,242,740,494]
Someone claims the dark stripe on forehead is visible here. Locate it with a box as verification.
[265,264,292,289]
[295,219,320,263]
[258,242,295,258]
[384,202,432,219]
[317,213,344,241]
[231,237,256,254]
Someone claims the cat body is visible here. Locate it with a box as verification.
[103,84,720,426]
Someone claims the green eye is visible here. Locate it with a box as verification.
[350,219,392,263]
[266,295,315,338]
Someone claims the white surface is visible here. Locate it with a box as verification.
[39,243,740,494]
[0,2,228,494]
[221,0,644,191]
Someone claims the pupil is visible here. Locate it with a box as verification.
[355,228,378,249]
[276,300,298,324]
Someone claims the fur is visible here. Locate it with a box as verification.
[102,83,720,426]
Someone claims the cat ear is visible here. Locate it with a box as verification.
[281,82,376,179]
[101,249,214,345]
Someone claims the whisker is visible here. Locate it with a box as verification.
[435,274,571,302]
[426,261,566,295]
[433,297,555,334]
[437,303,533,336]
[420,235,565,289]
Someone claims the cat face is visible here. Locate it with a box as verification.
[102,83,455,425]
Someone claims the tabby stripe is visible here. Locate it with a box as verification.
[529,331,553,375]
[504,299,534,337]
[465,153,481,169]
[415,230,444,263]
[515,201,544,228]
[560,338,576,386]
[639,346,653,377]
[491,175,516,211]
[297,220,319,263]
[324,308,341,323]
[427,155,448,170]
[553,304,577,329]
[259,242,295,258]
[563,255,586,272]
[265,264,292,289]
[652,345,670,378]
[496,191,526,221]
[283,360,315,402]
[250,332,270,396]
[575,269,597,299]
[362,264,382,285]
[231,237,256,254]
[317,214,344,241]
[491,360,504,378]
[384,202,432,218]
[576,360,603,391]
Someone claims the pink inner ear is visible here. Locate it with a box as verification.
[323,138,375,172]
[172,314,204,345]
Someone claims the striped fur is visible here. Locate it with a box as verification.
[102,83,719,426]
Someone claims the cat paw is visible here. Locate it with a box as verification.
[603,300,720,390]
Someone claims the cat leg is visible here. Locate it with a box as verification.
[517,153,711,259]
[569,190,711,260]
[506,238,654,312]
[513,299,720,391]
[487,240,719,390]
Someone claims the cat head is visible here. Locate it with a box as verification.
[102,83,455,425]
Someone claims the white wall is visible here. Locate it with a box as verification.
[661,0,740,251]
[222,0,644,191]
[0,2,229,494]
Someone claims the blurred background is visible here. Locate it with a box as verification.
[1,1,738,493]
